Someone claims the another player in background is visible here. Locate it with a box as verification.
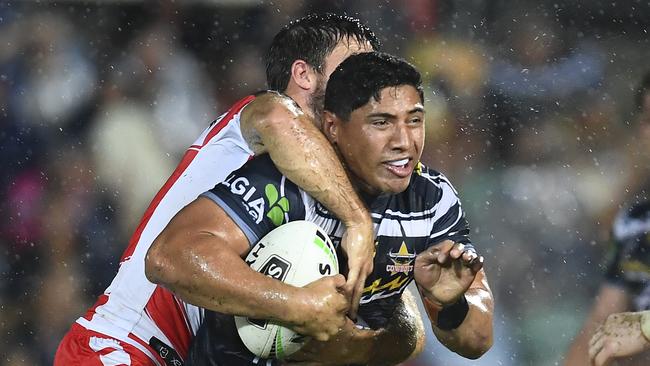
[588,309,650,365]
[156,52,494,365]
[565,199,650,366]
[56,14,418,366]
[564,73,650,366]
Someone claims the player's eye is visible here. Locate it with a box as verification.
[371,119,388,127]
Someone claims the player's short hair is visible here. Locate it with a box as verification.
[324,52,423,121]
[265,13,380,92]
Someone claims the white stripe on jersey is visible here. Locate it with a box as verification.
[304,172,463,240]
[376,217,435,237]
[613,210,650,240]
[280,175,289,224]
[430,206,464,239]
[78,318,162,366]
[303,193,348,239]
[183,302,205,337]
[421,170,459,194]
[372,206,437,219]
[89,337,131,366]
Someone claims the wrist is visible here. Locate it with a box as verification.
[436,295,470,331]
[340,199,371,227]
[343,211,373,230]
[282,286,310,325]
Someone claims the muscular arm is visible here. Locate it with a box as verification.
[240,92,374,314]
[564,284,630,366]
[145,197,347,340]
[423,269,494,359]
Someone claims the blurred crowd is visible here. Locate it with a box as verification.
[1,1,650,365]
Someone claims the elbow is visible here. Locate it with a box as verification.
[254,94,305,132]
[145,235,173,286]
[458,329,493,359]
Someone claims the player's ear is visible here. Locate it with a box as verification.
[290,59,316,91]
[322,110,338,143]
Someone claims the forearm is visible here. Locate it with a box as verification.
[425,287,494,359]
[149,232,304,323]
[241,93,370,228]
[158,240,297,317]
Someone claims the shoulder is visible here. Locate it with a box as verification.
[206,154,306,241]
[406,163,460,205]
[220,155,301,204]
[240,91,301,122]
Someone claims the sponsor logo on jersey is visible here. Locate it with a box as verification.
[386,242,416,274]
[222,174,265,224]
[264,184,290,227]
[221,176,290,226]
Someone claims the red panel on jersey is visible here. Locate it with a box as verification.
[202,95,255,147]
[145,286,192,360]
[119,95,256,262]
[82,294,109,321]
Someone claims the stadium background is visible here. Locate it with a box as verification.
[2,0,650,365]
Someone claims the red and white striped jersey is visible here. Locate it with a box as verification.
[75,95,256,364]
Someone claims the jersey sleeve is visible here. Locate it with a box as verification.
[603,202,650,288]
[200,154,305,246]
[603,236,627,287]
[425,173,472,248]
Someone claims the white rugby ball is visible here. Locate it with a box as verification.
[235,220,339,359]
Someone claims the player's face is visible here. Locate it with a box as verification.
[328,85,425,195]
[308,39,374,122]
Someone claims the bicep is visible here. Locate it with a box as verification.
[160,196,251,258]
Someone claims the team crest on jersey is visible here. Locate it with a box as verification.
[386,242,416,274]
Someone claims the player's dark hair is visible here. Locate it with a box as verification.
[265,13,380,92]
[324,52,423,121]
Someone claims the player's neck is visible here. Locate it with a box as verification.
[284,85,314,119]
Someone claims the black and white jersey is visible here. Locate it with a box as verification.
[186,154,472,365]
[605,200,650,311]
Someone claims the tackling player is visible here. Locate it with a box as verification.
[55,14,421,366]
[155,52,494,365]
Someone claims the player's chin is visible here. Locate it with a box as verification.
[380,177,411,194]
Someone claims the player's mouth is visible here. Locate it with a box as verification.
[383,157,413,178]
